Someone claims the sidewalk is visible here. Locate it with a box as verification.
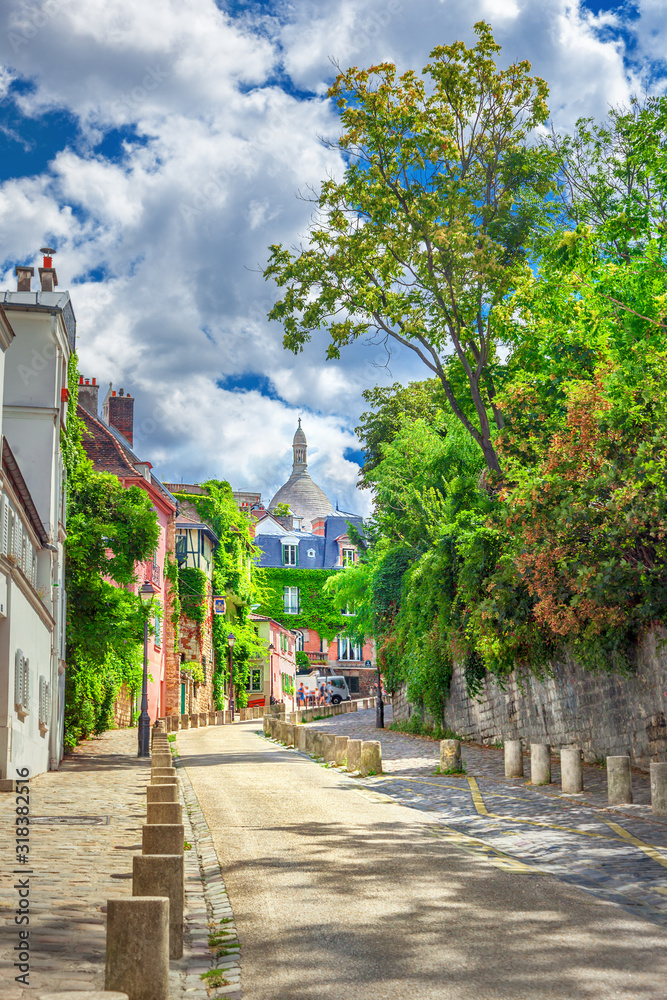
[301,707,667,926]
[0,729,239,999]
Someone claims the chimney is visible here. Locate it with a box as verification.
[15,266,34,292]
[78,376,100,416]
[107,387,134,445]
[38,246,58,293]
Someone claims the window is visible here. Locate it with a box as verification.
[246,668,262,692]
[338,636,362,660]
[282,544,298,566]
[342,602,355,617]
[342,547,356,566]
[284,586,299,614]
[295,631,304,652]
[154,603,162,648]
[347,676,360,694]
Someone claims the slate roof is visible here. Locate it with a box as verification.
[256,514,364,570]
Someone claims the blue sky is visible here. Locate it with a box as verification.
[0,0,664,515]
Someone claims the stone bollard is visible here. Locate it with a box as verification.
[650,762,667,815]
[151,767,176,780]
[142,824,184,856]
[305,729,317,755]
[190,714,199,729]
[285,724,296,747]
[224,710,232,724]
[164,717,172,733]
[151,776,178,786]
[269,719,279,739]
[440,739,462,773]
[147,802,183,826]
[346,739,362,772]
[171,715,180,731]
[295,726,307,751]
[151,754,172,768]
[530,744,551,785]
[132,854,184,960]
[504,740,524,778]
[208,711,216,726]
[561,747,583,794]
[360,741,382,776]
[199,713,207,727]
[607,756,633,805]
[334,736,348,766]
[105,897,169,1000]
[147,784,178,804]
[180,714,190,730]
[216,711,224,725]
[321,734,336,762]
[312,732,325,758]
[263,715,270,735]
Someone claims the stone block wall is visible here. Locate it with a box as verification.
[163,516,181,718]
[113,684,133,729]
[394,630,667,770]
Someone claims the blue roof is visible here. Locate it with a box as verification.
[256,514,364,570]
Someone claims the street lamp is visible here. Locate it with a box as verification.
[138,581,155,757]
[227,632,236,720]
[268,642,275,704]
[373,659,384,730]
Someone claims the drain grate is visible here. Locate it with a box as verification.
[30,815,111,826]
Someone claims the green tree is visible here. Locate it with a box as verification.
[265,22,557,472]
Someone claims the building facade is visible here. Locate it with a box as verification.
[254,423,376,695]
[0,254,73,781]
[247,614,297,712]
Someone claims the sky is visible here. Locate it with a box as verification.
[0,0,664,516]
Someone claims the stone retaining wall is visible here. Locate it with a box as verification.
[393,631,667,769]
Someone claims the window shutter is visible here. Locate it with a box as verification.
[1,497,8,555]
[14,650,24,709]
[39,676,46,725]
[22,657,30,710]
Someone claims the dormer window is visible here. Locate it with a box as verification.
[282,543,298,566]
[342,547,356,566]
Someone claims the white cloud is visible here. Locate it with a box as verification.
[0,0,663,516]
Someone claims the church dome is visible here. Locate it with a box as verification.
[269,421,335,531]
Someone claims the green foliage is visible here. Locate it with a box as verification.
[178,567,207,624]
[182,661,205,685]
[164,554,181,651]
[265,22,558,472]
[256,567,348,642]
[64,354,160,748]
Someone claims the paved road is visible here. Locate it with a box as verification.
[178,721,667,1000]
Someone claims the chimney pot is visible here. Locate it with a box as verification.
[112,391,116,397]
[92,378,96,385]
[78,376,100,417]
[85,379,89,385]
[79,376,83,384]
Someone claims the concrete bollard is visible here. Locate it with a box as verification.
[312,732,325,758]
[321,734,336,762]
[650,762,667,815]
[225,710,232,724]
[530,744,552,785]
[150,767,176,779]
[295,726,307,751]
[132,854,184,960]
[190,714,199,728]
[346,739,362,772]
[561,746,583,793]
[151,754,172,768]
[216,711,224,725]
[334,736,348,766]
[142,824,184,856]
[151,776,178,786]
[180,714,190,730]
[360,741,382,776]
[171,715,180,731]
[263,715,270,735]
[440,739,462,773]
[285,724,296,747]
[305,729,317,755]
[147,784,178,804]
[199,713,207,727]
[147,802,183,826]
[607,756,633,805]
[504,740,524,778]
[105,897,169,1000]
[208,711,216,726]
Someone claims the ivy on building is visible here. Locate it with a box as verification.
[255,567,350,643]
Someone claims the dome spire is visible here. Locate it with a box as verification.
[292,419,307,473]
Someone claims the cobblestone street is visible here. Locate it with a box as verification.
[301,707,667,928]
[0,730,237,1000]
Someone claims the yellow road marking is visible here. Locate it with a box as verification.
[604,821,667,871]
[467,776,491,816]
[429,824,542,874]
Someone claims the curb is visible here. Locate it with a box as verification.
[173,749,242,999]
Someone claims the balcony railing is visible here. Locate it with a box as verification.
[303,650,328,664]
[147,561,161,587]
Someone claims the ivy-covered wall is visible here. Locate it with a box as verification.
[255,567,345,642]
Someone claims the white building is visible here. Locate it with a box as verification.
[0,253,73,785]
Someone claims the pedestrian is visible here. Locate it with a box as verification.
[297,683,306,708]
[325,681,333,705]
[319,681,326,707]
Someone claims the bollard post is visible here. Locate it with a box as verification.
[504,740,524,778]
[171,715,180,731]
[607,756,633,805]
[225,710,232,724]
[334,736,348,766]
[295,726,307,751]
[199,713,207,727]
[208,711,216,726]
[312,732,325,758]
[304,729,316,755]
[150,767,176,780]
[142,824,184,856]
[561,746,583,793]
[132,854,184,960]
[440,739,462,773]
[360,741,383,776]
[530,744,551,785]
[151,776,178,786]
[151,754,172,768]
[147,802,183,825]
[105,897,169,1000]
[650,762,667,815]
[285,724,296,747]
[147,784,178,804]
[321,734,336,762]
[346,739,362,772]
[180,714,189,730]
[190,714,199,728]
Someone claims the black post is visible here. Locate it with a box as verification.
[376,662,384,729]
[138,619,150,756]
[229,644,235,721]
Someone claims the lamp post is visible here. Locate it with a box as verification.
[227,632,236,720]
[373,659,384,730]
[138,582,155,756]
[268,642,275,704]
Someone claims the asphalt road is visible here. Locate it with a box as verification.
[178,722,667,1000]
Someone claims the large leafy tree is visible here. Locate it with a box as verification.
[265,21,557,472]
